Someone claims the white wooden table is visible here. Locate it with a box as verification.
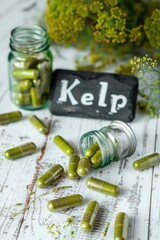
[0,1,160,240]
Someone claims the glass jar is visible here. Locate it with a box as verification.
[8,26,53,110]
[79,121,137,168]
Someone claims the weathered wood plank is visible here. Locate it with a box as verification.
[149,118,160,240]
[0,1,160,240]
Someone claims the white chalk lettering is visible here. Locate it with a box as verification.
[58,79,80,105]
[98,82,108,107]
[58,79,128,115]
[81,93,94,105]
[110,94,127,113]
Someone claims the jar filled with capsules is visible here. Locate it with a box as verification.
[8,25,53,110]
[79,121,137,168]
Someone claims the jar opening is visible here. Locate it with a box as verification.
[10,26,49,54]
[79,130,112,168]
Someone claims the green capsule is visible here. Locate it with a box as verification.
[12,69,39,80]
[90,149,102,167]
[13,57,37,70]
[53,135,74,156]
[28,115,48,134]
[77,157,90,177]
[13,80,32,93]
[37,61,51,93]
[47,194,83,211]
[114,212,128,240]
[86,177,120,197]
[84,142,100,158]
[12,92,31,105]
[67,154,80,179]
[4,142,36,160]
[36,164,64,188]
[133,153,160,170]
[33,79,41,87]
[30,87,41,106]
[42,93,49,104]
[0,111,22,125]
[80,200,99,232]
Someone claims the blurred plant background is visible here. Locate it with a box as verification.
[45,0,160,117]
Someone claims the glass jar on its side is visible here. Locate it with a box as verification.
[79,121,137,168]
[8,26,53,110]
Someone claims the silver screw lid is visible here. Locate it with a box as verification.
[109,120,137,157]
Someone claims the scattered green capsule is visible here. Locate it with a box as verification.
[90,149,102,167]
[4,142,36,160]
[133,153,160,170]
[0,111,22,125]
[84,142,100,158]
[13,57,37,70]
[114,212,129,240]
[36,164,64,188]
[13,80,32,92]
[80,200,99,232]
[30,87,41,106]
[86,177,120,197]
[47,194,83,211]
[12,92,31,105]
[12,69,39,80]
[77,157,90,177]
[67,154,80,179]
[53,135,74,156]
[28,115,48,134]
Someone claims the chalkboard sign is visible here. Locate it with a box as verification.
[49,69,138,122]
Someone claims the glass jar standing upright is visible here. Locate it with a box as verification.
[8,26,53,110]
[79,121,137,168]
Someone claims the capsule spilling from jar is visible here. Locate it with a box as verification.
[47,194,83,211]
[77,157,90,177]
[86,177,120,197]
[84,142,100,158]
[80,200,99,232]
[90,149,102,167]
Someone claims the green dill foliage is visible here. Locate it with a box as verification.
[144,9,160,49]
[46,0,160,52]
[101,222,110,240]
[47,216,75,239]
[117,55,160,117]
[15,203,23,206]
[46,0,160,117]
[130,55,160,117]
[12,185,72,218]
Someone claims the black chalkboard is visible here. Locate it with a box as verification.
[49,69,138,122]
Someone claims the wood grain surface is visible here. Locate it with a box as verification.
[0,1,160,240]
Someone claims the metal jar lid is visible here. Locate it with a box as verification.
[108,120,137,157]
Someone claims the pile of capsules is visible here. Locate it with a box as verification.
[1,110,160,239]
[10,57,51,108]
